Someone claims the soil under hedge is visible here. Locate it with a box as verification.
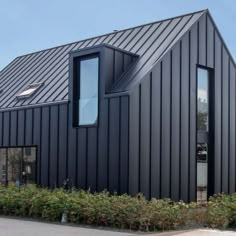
[0,185,235,231]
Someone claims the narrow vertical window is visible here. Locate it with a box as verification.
[197,67,210,202]
[197,68,209,131]
[75,56,99,126]
[197,143,208,202]
[0,149,7,185]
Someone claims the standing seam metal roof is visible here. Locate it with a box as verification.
[0,10,205,109]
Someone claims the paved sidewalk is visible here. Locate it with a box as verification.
[0,217,134,236]
[0,217,235,236]
[162,229,236,236]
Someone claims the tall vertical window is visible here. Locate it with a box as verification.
[197,67,210,202]
[197,68,209,131]
[0,149,6,185]
[75,56,99,126]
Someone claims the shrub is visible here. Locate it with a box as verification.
[187,202,207,226]
[41,189,68,221]
[147,199,190,231]
[30,188,51,218]
[207,193,236,228]
[0,184,235,231]
[0,184,38,216]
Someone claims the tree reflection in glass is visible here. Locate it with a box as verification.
[8,148,22,183]
[197,68,209,131]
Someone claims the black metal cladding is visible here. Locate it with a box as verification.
[0,10,236,202]
[128,12,236,202]
[0,10,204,109]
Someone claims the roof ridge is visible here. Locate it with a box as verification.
[15,9,206,59]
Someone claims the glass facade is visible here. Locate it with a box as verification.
[78,56,99,126]
[0,147,36,185]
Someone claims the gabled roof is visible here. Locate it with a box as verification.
[0,9,205,109]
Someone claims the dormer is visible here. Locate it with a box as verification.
[69,44,138,127]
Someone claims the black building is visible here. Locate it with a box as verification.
[0,9,235,202]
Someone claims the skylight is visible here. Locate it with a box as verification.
[17,83,43,98]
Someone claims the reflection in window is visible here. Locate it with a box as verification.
[0,149,6,185]
[197,143,208,202]
[197,68,209,131]
[79,56,99,126]
[17,83,43,98]
[23,147,36,184]
[8,148,21,183]
[0,147,36,185]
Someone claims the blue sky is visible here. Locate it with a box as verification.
[0,0,235,70]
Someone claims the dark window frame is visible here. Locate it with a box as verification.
[197,67,210,131]
[73,53,100,127]
[196,64,215,201]
[196,65,215,140]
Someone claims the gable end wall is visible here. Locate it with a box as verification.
[128,12,236,201]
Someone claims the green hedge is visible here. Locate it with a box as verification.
[0,185,235,231]
[207,193,236,229]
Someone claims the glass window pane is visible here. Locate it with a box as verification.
[8,148,22,184]
[23,147,36,184]
[197,68,209,131]
[17,83,42,98]
[79,57,99,126]
[197,143,208,202]
[0,149,7,185]
[79,98,98,125]
[0,147,37,185]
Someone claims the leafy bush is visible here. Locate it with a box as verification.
[187,202,207,226]
[147,199,189,231]
[0,184,235,231]
[0,184,38,216]
[207,193,236,228]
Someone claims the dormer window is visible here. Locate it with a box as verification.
[73,54,99,126]
[17,83,43,98]
[69,44,138,128]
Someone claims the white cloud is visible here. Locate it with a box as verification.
[198,89,208,103]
